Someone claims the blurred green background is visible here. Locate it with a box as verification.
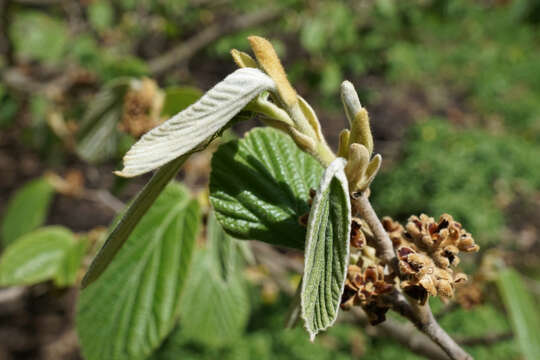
[0,0,539,359]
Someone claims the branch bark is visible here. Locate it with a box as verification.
[351,308,451,360]
[148,7,282,76]
[352,192,399,273]
[352,192,472,360]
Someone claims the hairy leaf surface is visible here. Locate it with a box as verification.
[0,226,81,286]
[178,213,249,346]
[117,68,276,177]
[210,127,324,249]
[77,183,200,360]
[1,177,54,246]
[301,158,351,340]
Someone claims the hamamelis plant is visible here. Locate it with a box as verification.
[82,36,479,360]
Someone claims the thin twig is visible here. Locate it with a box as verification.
[456,331,513,346]
[352,192,399,273]
[351,308,451,360]
[148,7,282,75]
[384,290,473,360]
[353,192,472,360]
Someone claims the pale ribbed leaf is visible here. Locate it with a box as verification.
[117,68,276,177]
[0,226,82,286]
[209,127,324,249]
[177,213,249,346]
[497,268,540,360]
[77,183,200,360]
[301,158,351,340]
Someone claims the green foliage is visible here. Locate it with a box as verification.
[178,214,249,346]
[77,183,200,360]
[81,156,187,287]
[497,268,540,360]
[210,127,323,249]
[1,177,54,246]
[0,226,84,286]
[301,158,350,340]
[88,1,114,32]
[432,299,518,359]
[76,79,131,164]
[383,0,540,138]
[372,119,540,244]
[152,293,360,360]
[11,11,69,64]
[161,86,202,116]
[0,85,18,128]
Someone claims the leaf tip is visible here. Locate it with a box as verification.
[247,35,297,106]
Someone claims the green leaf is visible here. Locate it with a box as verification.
[11,11,69,64]
[76,79,131,163]
[209,127,324,249]
[88,0,114,32]
[77,183,200,360]
[178,213,249,346]
[55,236,89,287]
[497,268,540,360]
[301,158,351,340]
[1,177,54,246]
[81,155,187,288]
[161,86,202,117]
[0,226,80,286]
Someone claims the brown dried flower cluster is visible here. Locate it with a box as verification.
[121,78,164,137]
[341,261,393,324]
[383,214,479,304]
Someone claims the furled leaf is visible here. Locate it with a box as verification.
[81,155,187,288]
[117,68,276,177]
[1,177,54,246]
[497,268,540,360]
[178,213,249,346]
[161,86,202,116]
[301,158,351,340]
[77,183,200,360]
[209,127,324,249]
[76,78,131,163]
[0,226,81,286]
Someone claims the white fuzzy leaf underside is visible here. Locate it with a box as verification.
[117,68,276,177]
[301,157,351,341]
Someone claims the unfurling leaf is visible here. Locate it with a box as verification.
[209,127,323,249]
[77,183,200,360]
[0,226,83,286]
[1,177,54,246]
[301,158,351,340]
[117,68,276,177]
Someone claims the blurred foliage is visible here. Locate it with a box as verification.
[372,119,540,245]
[1,0,540,359]
[1,177,54,246]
